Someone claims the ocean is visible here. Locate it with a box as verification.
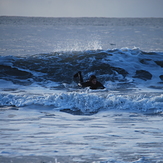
[0,16,163,163]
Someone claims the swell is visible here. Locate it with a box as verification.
[0,48,163,85]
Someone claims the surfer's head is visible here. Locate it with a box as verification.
[89,75,97,85]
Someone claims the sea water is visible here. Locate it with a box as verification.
[0,16,163,163]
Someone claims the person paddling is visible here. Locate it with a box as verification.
[74,71,105,89]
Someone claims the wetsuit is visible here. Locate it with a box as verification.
[80,80,105,89]
[74,72,105,89]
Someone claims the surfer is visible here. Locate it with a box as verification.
[73,71,105,89]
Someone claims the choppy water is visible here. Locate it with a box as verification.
[0,16,163,162]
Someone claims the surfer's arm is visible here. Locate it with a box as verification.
[96,81,105,89]
[79,81,91,88]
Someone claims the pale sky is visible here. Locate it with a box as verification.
[0,0,163,18]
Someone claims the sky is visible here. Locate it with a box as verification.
[0,0,163,18]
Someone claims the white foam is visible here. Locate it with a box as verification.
[1,85,163,114]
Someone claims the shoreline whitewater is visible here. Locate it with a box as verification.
[0,107,163,163]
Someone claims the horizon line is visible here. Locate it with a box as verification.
[1,15,163,19]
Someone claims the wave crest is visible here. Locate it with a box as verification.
[1,91,163,114]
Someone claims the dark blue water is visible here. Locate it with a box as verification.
[0,17,163,162]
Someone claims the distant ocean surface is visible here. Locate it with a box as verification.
[0,16,163,163]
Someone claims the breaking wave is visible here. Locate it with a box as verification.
[0,48,163,114]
